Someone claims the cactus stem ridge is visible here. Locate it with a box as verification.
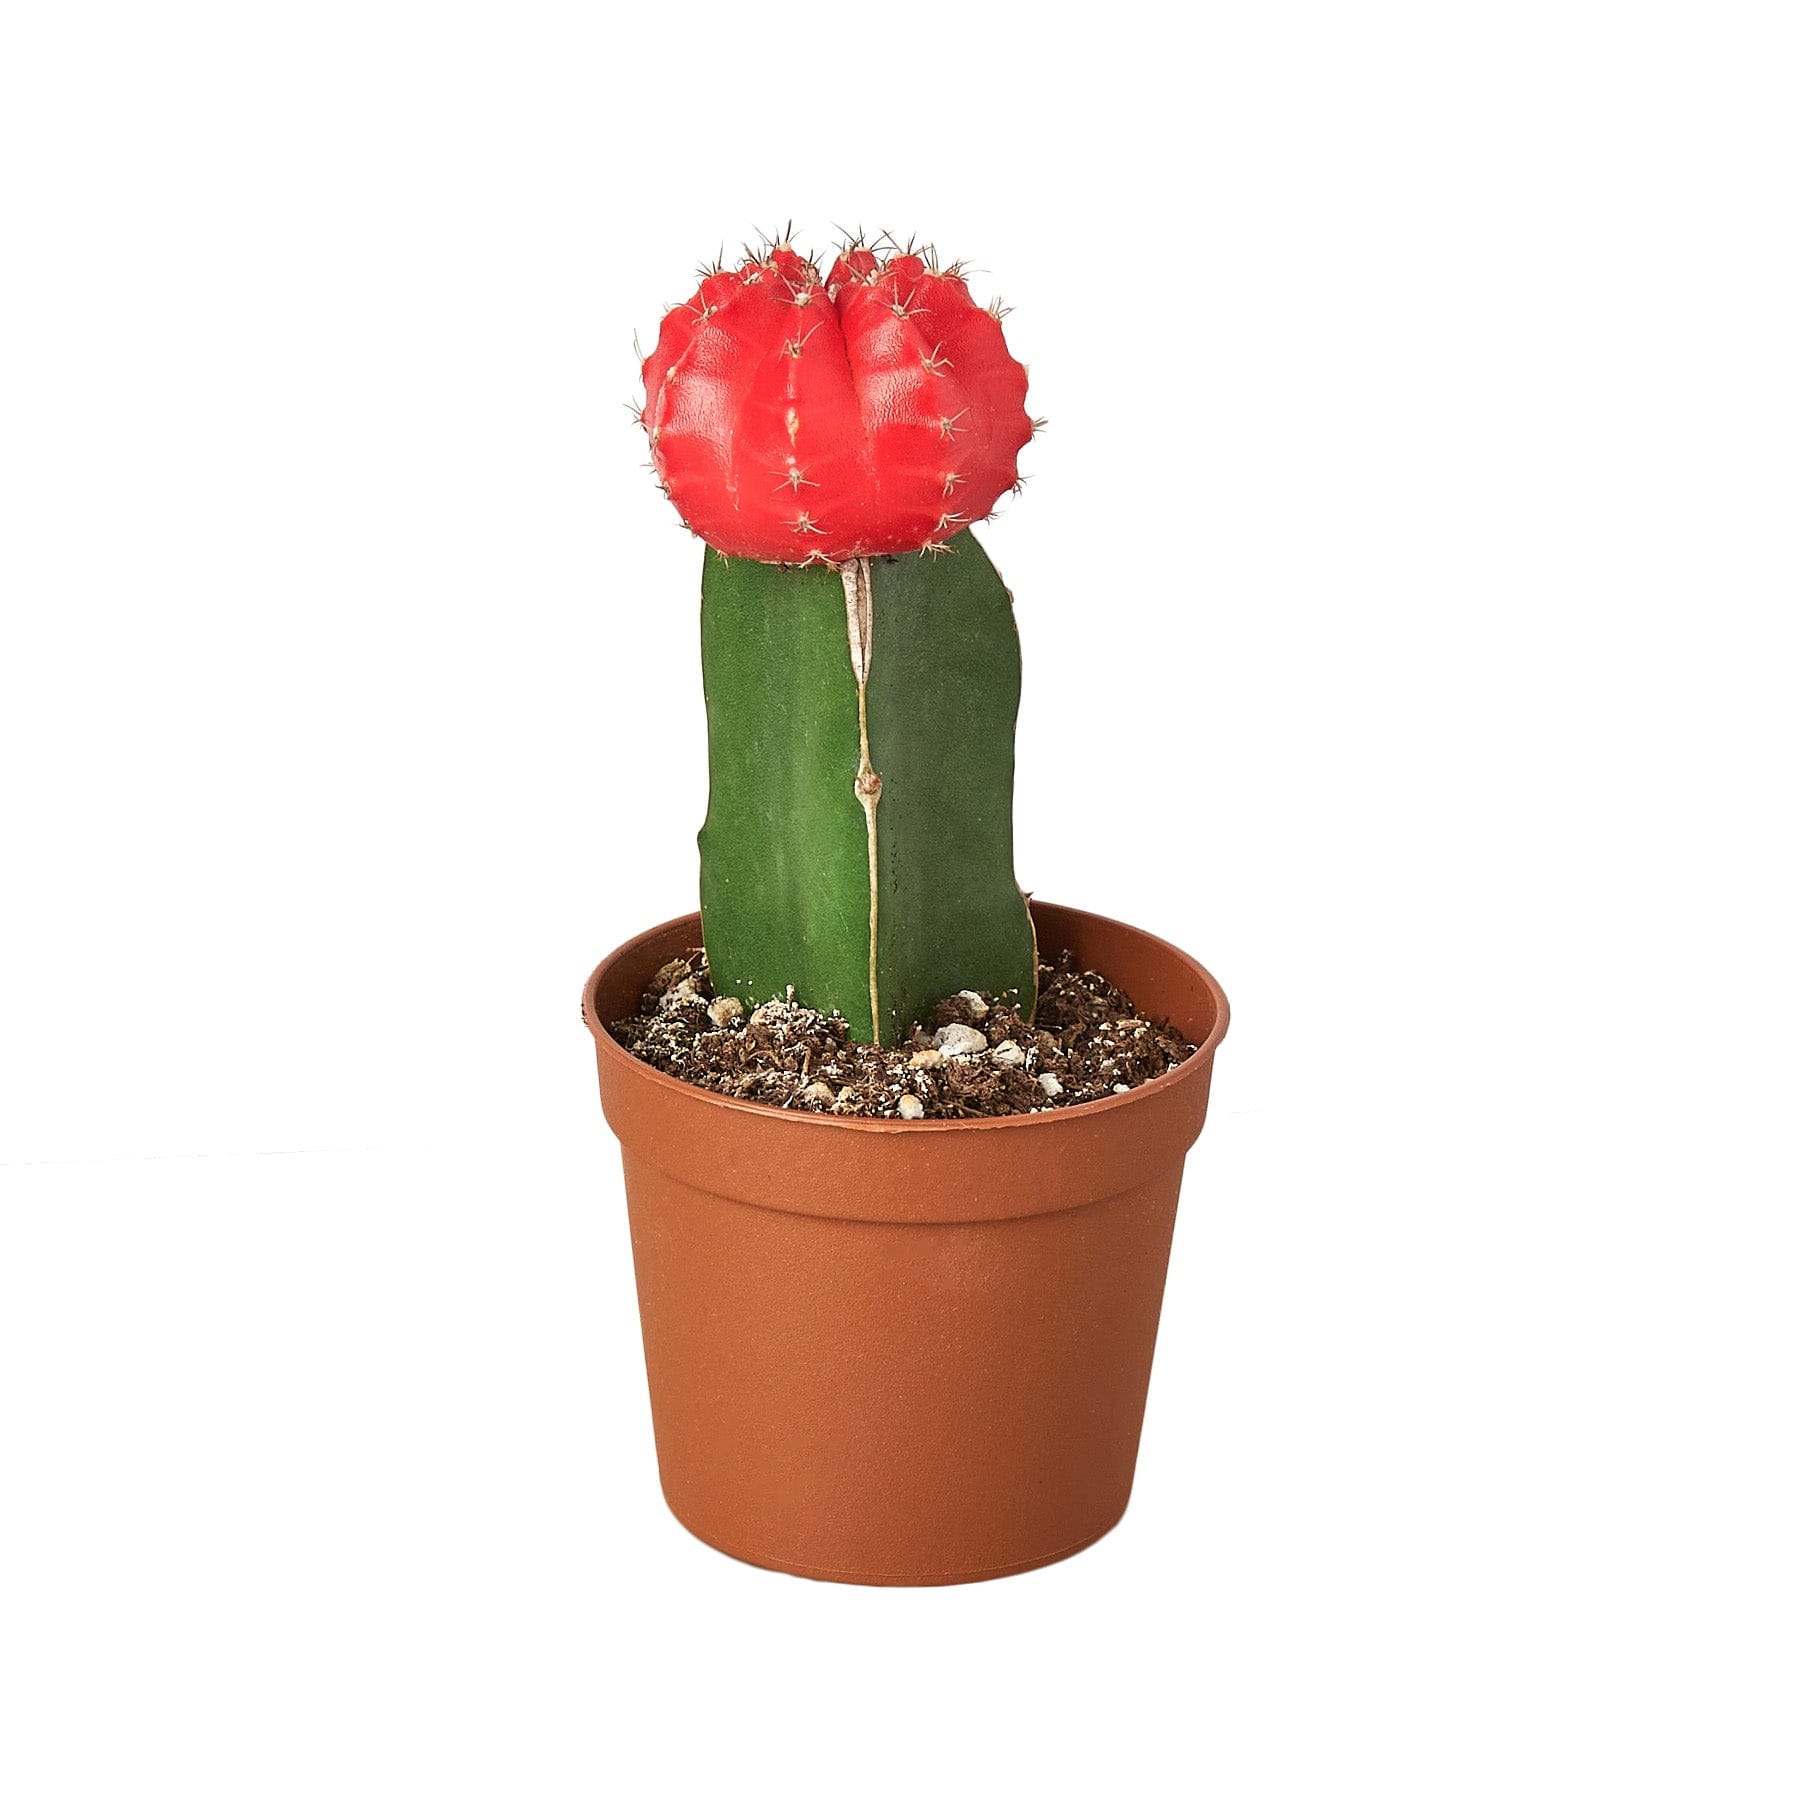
[841,556,883,1045]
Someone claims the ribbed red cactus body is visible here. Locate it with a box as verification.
[639,240,1033,563]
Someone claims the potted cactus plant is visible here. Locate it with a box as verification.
[583,231,1229,1584]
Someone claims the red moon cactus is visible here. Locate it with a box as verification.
[638,236,1035,563]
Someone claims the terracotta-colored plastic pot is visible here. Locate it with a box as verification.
[582,901,1229,1585]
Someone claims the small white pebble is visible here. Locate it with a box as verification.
[1038,1072,1064,1098]
[897,1093,925,1120]
[991,1039,1026,1067]
[1113,1083,1132,1095]
[801,1081,836,1106]
[955,989,989,1020]
[908,1048,944,1069]
[707,995,744,1029]
[933,1023,988,1059]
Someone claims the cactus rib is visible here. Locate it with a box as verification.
[842,557,883,1040]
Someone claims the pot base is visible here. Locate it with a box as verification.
[666,1502,1127,1586]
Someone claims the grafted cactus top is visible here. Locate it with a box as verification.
[639,240,1034,564]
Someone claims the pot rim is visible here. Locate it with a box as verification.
[582,900,1228,1137]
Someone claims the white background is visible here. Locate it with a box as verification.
[3,2,1796,1794]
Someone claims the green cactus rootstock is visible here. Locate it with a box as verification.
[697,532,1037,1046]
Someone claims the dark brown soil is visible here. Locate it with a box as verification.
[610,951,1196,1120]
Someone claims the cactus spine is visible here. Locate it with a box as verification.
[698,532,1036,1044]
